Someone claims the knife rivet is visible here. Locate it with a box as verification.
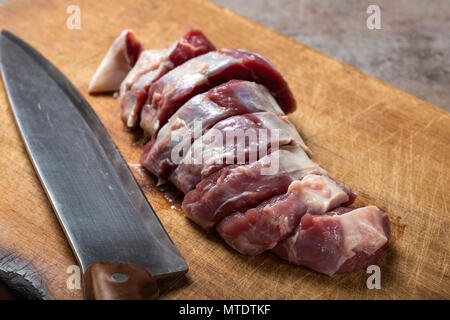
[111,273,129,283]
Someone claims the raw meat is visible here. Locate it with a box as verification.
[88,30,142,93]
[217,192,306,256]
[140,49,296,138]
[119,28,215,128]
[140,80,285,181]
[92,28,391,276]
[272,206,390,275]
[119,50,173,127]
[216,175,354,255]
[182,146,326,230]
[169,112,310,193]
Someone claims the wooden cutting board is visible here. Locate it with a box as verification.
[0,0,448,300]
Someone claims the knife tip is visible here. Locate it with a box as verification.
[1,30,16,41]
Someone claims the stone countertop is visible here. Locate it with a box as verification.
[212,0,450,112]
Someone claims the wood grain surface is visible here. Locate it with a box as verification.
[0,0,448,299]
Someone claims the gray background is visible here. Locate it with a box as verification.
[211,0,449,112]
[0,0,448,111]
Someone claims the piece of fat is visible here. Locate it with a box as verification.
[88,30,142,93]
[336,205,389,257]
[287,174,349,214]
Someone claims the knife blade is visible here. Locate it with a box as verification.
[0,30,188,299]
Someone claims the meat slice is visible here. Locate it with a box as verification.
[88,30,142,93]
[216,175,354,255]
[217,192,306,256]
[182,146,326,231]
[118,49,174,127]
[169,112,310,193]
[140,80,285,181]
[140,49,296,138]
[272,206,390,275]
[119,28,215,128]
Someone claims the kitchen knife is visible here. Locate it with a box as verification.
[0,30,188,300]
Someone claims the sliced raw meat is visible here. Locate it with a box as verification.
[119,49,173,127]
[140,48,296,138]
[119,28,215,128]
[217,193,306,256]
[272,206,390,275]
[182,146,326,231]
[88,30,142,93]
[170,112,310,193]
[216,175,355,255]
[140,80,285,180]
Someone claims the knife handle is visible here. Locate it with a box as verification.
[0,281,15,300]
[83,262,159,300]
